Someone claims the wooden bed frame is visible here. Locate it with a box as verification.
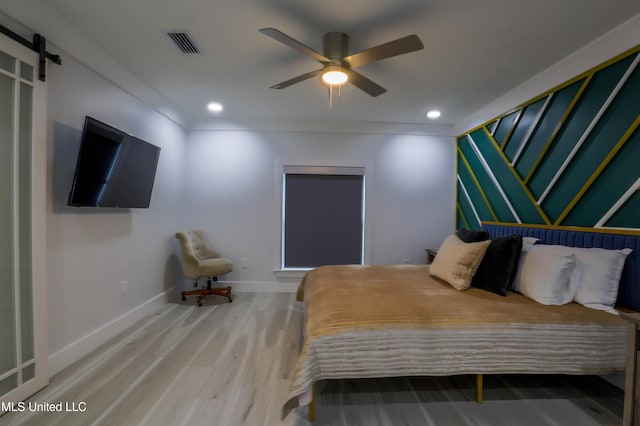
[297,222,640,421]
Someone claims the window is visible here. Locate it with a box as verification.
[282,166,365,269]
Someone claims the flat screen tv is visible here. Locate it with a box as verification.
[68,117,161,208]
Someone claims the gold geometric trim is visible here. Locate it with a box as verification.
[512,94,554,167]
[554,115,640,225]
[482,221,640,236]
[457,204,470,230]
[460,45,640,138]
[482,128,551,225]
[524,74,593,185]
[538,52,640,206]
[501,109,522,151]
[457,146,498,221]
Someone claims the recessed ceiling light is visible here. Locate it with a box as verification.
[426,110,441,119]
[207,102,223,113]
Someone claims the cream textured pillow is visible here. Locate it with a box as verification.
[430,234,491,290]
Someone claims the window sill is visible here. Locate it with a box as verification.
[273,268,310,279]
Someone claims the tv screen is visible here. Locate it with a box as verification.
[68,117,161,208]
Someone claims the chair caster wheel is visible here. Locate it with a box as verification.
[229,298,233,303]
[181,295,186,302]
[197,302,203,307]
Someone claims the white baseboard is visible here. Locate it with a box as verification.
[48,287,173,376]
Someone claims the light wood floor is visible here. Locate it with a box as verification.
[0,292,624,426]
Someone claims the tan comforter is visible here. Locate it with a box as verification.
[283,264,628,416]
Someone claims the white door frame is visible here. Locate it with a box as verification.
[0,32,49,408]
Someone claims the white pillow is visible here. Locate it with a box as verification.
[569,247,632,314]
[522,236,539,246]
[513,244,576,305]
[430,234,491,291]
[515,244,632,313]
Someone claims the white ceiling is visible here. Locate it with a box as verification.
[3,0,640,130]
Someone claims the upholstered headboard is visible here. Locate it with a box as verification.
[482,222,640,312]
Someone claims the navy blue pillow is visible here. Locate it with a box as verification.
[471,234,523,297]
[457,229,490,243]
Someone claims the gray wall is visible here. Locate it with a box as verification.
[185,130,456,286]
[45,50,188,372]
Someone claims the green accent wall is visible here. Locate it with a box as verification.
[456,45,640,231]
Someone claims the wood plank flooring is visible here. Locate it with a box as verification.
[0,292,624,425]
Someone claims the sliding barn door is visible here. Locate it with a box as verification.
[0,34,48,409]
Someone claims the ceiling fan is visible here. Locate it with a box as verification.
[259,27,424,97]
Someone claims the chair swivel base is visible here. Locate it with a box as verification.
[181,287,232,306]
[181,278,232,306]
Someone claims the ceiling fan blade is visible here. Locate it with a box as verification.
[270,69,324,89]
[260,28,331,64]
[347,70,387,97]
[344,34,424,69]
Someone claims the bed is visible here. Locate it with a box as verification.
[282,223,640,420]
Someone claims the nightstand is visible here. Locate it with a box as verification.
[620,311,640,426]
[425,249,437,265]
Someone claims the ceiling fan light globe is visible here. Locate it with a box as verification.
[322,69,349,85]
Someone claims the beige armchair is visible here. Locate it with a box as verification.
[176,229,233,305]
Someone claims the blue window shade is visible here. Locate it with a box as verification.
[284,173,364,268]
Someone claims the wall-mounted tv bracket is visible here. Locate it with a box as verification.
[0,24,62,82]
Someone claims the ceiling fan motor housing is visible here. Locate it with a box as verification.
[323,32,349,65]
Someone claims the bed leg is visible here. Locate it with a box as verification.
[475,374,483,404]
[308,383,316,422]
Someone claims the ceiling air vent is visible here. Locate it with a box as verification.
[165,31,201,54]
